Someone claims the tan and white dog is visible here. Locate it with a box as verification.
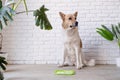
[59,12,95,69]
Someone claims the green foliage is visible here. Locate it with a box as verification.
[5,0,15,6]
[33,5,52,30]
[0,56,8,71]
[96,23,120,47]
[96,25,114,41]
[0,4,15,31]
[23,0,28,14]
[0,0,28,31]
[0,0,2,8]
[111,24,120,47]
[0,1,52,31]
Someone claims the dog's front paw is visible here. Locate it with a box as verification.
[58,63,69,67]
[58,64,64,67]
[76,64,84,69]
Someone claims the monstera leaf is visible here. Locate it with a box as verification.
[33,5,52,30]
[0,6,15,31]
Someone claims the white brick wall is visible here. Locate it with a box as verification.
[1,0,120,64]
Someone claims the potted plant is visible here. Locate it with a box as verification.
[0,0,53,79]
[96,23,120,67]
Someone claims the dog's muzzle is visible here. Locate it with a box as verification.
[70,21,78,28]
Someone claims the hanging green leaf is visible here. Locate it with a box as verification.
[33,5,52,30]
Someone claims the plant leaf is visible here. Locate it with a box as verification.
[0,0,2,8]
[13,0,22,10]
[33,5,52,30]
[96,28,113,41]
[0,22,3,31]
[0,56,7,71]
[1,16,7,27]
[0,56,5,60]
[118,39,120,48]
[101,25,114,35]
[1,60,8,65]
[5,0,15,6]
[0,6,15,31]
[13,0,28,15]
[35,17,40,26]
[112,24,118,39]
[115,25,120,34]
[0,63,6,70]
[5,11,13,21]
[118,23,120,28]
[23,0,28,15]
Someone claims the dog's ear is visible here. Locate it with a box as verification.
[74,12,78,18]
[59,12,65,21]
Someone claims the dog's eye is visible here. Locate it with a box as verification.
[75,18,76,20]
[69,17,72,20]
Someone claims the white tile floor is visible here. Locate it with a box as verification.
[4,64,120,80]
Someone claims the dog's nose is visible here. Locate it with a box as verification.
[70,25,72,28]
[75,21,78,26]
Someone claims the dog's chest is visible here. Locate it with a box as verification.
[65,42,76,63]
[63,30,80,63]
[64,33,77,63]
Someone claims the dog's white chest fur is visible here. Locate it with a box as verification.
[63,29,80,64]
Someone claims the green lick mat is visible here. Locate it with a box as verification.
[55,70,75,75]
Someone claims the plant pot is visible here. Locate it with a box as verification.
[0,52,8,60]
[116,57,120,67]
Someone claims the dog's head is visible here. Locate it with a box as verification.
[59,12,78,30]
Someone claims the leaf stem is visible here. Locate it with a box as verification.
[16,10,35,14]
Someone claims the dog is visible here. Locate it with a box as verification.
[59,12,95,69]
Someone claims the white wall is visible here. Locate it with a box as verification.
[2,0,120,64]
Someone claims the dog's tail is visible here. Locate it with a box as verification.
[84,59,96,67]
